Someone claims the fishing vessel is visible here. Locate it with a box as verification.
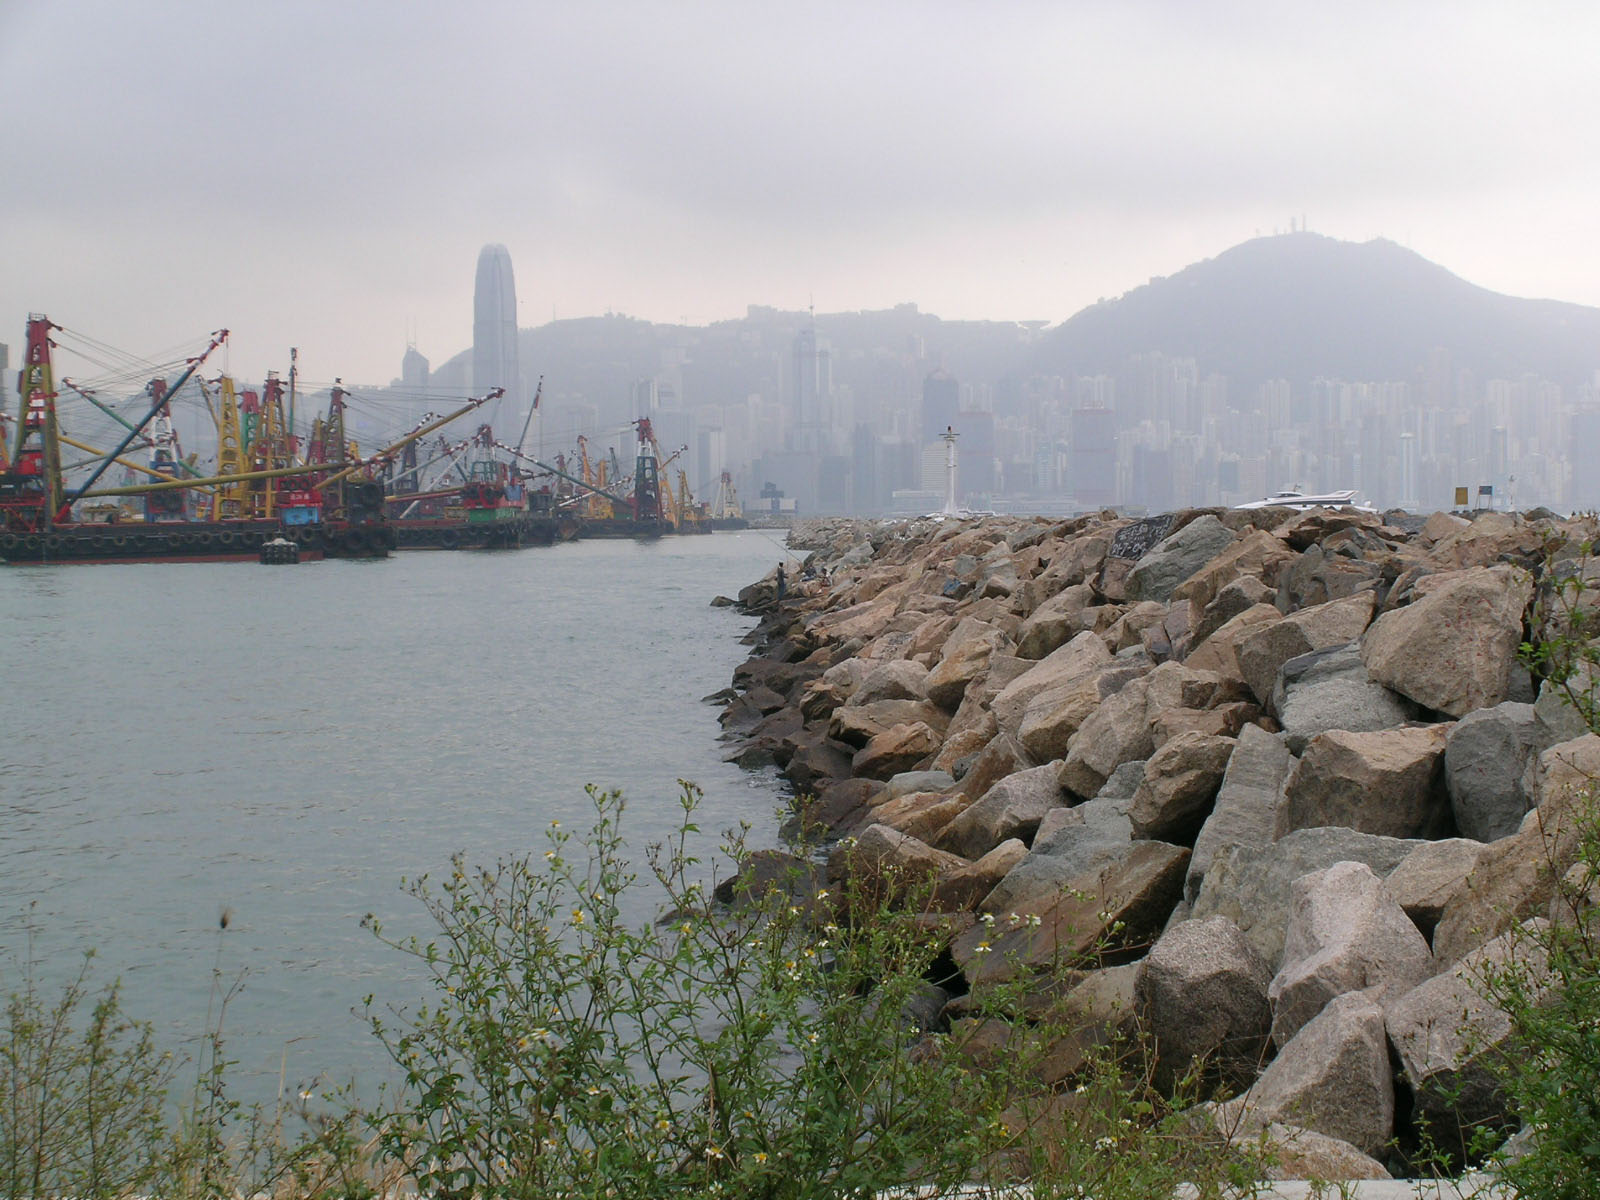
[1,316,493,565]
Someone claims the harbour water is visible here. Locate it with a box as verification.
[0,531,793,1100]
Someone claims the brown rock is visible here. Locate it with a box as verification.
[1017,663,1146,764]
[1360,563,1534,717]
[851,722,941,780]
[829,698,949,748]
[932,838,1029,912]
[1059,676,1155,797]
[1281,725,1451,839]
[1182,603,1282,684]
[1235,591,1376,706]
[1127,730,1237,843]
[865,791,969,844]
[1431,749,1592,966]
[1172,528,1297,609]
[936,763,1067,859]
[953,840,1190,985]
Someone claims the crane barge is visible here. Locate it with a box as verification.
[0,315,494,565]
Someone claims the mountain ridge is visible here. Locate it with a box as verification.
[1034,231,1600,387]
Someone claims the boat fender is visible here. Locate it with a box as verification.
[0,534,18,553]
[439,529,459,550]
[217,530,236,547]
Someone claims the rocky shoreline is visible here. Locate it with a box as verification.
[714,505,1599,1182]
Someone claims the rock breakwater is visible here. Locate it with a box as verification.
[718,506,1600,1179]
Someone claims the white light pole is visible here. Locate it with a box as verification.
[941,425,960,516]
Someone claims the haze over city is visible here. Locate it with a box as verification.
[2,1,1599,387]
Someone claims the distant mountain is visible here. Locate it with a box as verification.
[1036,232,1600,387]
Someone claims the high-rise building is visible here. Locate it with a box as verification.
[921,369,959,442]
[401,343,430,389]
[473,244,521,409]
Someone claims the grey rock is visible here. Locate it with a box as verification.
[1445,702,1547,841]
[1188,724,1292,902]
[881,769,957,799]
[1273,642,1417,753]
[936,763,1066,860]
[1125,514,1237,603]
[1191,826,1424,969]
[1225,991,1395,1157]
[1386,921,1550,1141]
[1236,591,1376,706]
[1136,915,1273,1092]
[982,795,1134,913]
[1383,837,1486,940]
[1268,861,1431,1046]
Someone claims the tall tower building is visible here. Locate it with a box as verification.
[473,244,521,408]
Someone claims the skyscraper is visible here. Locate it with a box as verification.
[473,244,521,409]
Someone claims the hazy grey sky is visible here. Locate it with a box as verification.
[3,0,1597,388]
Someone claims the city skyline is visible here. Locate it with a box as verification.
[3,2,1599,386]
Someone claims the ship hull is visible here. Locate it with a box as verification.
[0,520,386,564]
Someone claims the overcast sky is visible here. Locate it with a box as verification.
[3,1,1597,389]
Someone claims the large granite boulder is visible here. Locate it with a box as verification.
[1016,663,1146,765]
[954,840,1189,985]
[932,838,1029,912]
[1181,603,1282,684]
[1127,730,1237,843]
[924,620,1008,711]
[936,763,1067,859]
[1191,826,1423,968]
[829,698,948,748]
[1187,724,1292,902]
[1221,991,1395,1157]
[1386,921,1550,1141]
[1058,676,1157,797]
[1235,591,1376,706]
[1190,575,1277,649]
[1361,563,1534,717]
[1281,724,1452,839]
[1272,643,1417,753]
[1275,544,1383,611]
[1267,861,1431,1046]
[980,794,1136,913]
[1135,915,1273,1092]
[851,722,941,780]
[1171,528,1297,610]
[1444,701,1548,841]
[1125,514,1237,603]
[1432,740,1597,965]
[991,631,1114,741]
[1013,583,1097,660]
[1383,838,1487,941]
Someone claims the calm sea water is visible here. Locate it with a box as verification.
[0,531,792,1099]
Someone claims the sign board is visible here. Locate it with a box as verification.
[1454,486,1469,507]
